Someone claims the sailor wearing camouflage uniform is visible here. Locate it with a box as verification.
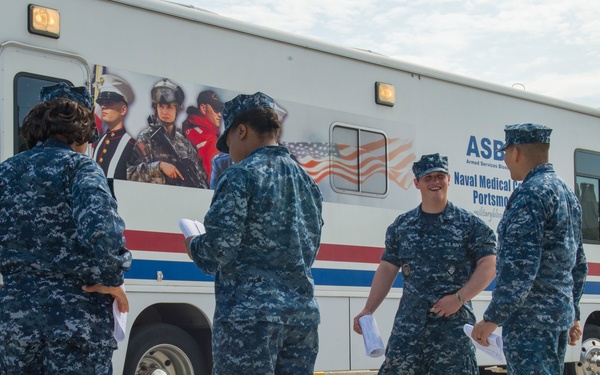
[354,153,497,375]
[472,123,587,375]
[127,79,208,188]
[185,92,323,375]
[0,83,131,374]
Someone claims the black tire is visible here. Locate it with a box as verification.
[565,361,577,375]
[582,324,600,345]
[123,323,209,375]
[564,324,600,375]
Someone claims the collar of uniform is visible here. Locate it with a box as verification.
[248,145,289,158]
[522,163,554,184]
[417,201,456,222]
[101,127,127,139]
[39,138,72,150]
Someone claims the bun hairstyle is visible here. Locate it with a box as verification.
[231,107,281,139]
[21,98,96,149]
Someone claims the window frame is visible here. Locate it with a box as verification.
[13,72,71,155]
[574,148,600,244]
[329,122,389,198]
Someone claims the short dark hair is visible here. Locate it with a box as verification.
[21,98,96,149]
[231,107,280,140]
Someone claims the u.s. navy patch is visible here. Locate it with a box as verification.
[402,264,411,276]
[448,265,456,276]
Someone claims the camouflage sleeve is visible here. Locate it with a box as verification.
[71,158,130,286]
[381,217,403,267]
[126,130,165,183]
[573,230,588,320]
[189,169,248,274]
[484,195,542,325]
[468,216,497,263]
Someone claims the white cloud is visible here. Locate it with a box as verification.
[170,0,600,107]
[526,69,600,107]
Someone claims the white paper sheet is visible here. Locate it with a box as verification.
[113,285,127,342]
[463,324,506,363]
[178,218,206,238]
[359,315,385,357]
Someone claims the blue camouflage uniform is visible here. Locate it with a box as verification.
[209,152,233,189]
[379,201,496,375]
[483,123,587,374]
[485,163,587,374]
[189,145,323,375]
[0,139,131,374]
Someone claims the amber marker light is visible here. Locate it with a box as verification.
[28,4,60,39]
[375,82,395,107]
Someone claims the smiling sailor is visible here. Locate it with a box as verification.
[354,153,497,375]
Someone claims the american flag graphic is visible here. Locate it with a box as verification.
[283,138,416,189]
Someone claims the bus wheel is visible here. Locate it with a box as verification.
[567,324,600,375]
[124,323,209,375]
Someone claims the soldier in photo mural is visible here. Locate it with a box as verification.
[182,89,224,186]
[127,79,208,188]
[93,74,135,180]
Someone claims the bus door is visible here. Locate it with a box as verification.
[0,42,90,161]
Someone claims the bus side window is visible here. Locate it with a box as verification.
[331,124,388,196]
[14,73,70,154]
[575,149,600,242]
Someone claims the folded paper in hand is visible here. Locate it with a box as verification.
[179,218,206,238]
[359,315,385,357]
[113,285,127,342]
[463,324,505,363]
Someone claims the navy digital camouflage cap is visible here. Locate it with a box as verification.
[217,92,276,153]
[39,82,94,110]
[412,153,449,179]
[500,123,552,151]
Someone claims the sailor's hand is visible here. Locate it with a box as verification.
[82,284,129,313]
[471,320,497,347]
[569,321,583,345]
[430,294,461,317]
[353,309,373,335]
[184,236,195,259]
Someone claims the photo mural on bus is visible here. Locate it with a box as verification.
[91,65,417,195]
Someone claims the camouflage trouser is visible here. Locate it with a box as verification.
[0,336,114,375]
[212,320,319,375]
[379,308,478,375]
[503,325,568,375]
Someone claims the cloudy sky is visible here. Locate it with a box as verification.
[169,0,600,108]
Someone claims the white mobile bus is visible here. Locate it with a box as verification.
[1,1,599,374]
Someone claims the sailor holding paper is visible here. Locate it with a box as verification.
[184,92,323,375]
[354,153,497,375]
[472,124,587,374]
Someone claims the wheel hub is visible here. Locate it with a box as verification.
[579,339,600,375]
[135,344,194,375]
